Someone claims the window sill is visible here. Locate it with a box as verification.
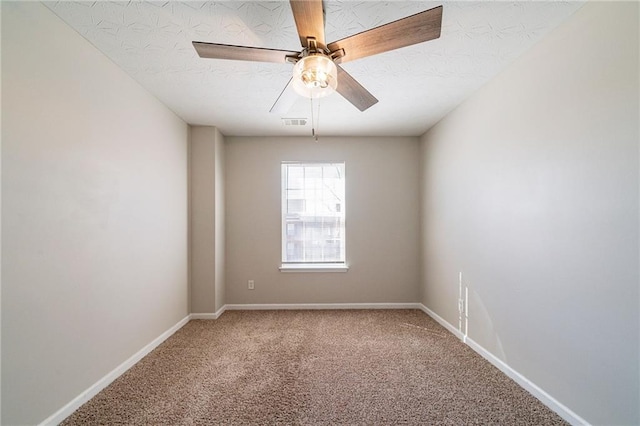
[279,264,349,273]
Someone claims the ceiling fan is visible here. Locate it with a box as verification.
[193,1,443,113]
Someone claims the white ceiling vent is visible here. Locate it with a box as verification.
[282,118,308,126]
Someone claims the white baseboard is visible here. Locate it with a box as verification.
[418,304,588,426]
[418,303,464,340]
[190,305,227,320]
[39,315,191,426]
[224,302,423,311]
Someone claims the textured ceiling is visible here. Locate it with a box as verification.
[46,1,585,137]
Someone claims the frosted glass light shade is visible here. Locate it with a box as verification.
[292,54,338,99]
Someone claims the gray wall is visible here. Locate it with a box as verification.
[190,126,226,314]
[225,136,421,304]
[1,3,189,424]
[419,2,639,425]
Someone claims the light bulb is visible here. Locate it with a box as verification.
[292,54,338,98]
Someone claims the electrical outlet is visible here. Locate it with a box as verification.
[248,280,255,290]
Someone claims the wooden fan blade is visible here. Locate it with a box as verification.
[336,66,378,112]
[270,78,299,114]
[193,41,299,63]
[290,0,326,47]
[327,5,443,64]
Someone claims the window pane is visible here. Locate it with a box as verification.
[287,166,304,189]
[282,162,345,264]
[287,198,305,214]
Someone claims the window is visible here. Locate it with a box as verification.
[281,162,347,271]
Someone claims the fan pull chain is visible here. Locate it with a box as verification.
[310,96,315,139]
[310,96,319,142]
[315,97,321,143]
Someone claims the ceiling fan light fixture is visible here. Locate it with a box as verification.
[292,53,338,99]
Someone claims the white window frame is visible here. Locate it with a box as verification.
[279,161,348,273]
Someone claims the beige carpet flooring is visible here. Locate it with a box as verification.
[62,309,567,425]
